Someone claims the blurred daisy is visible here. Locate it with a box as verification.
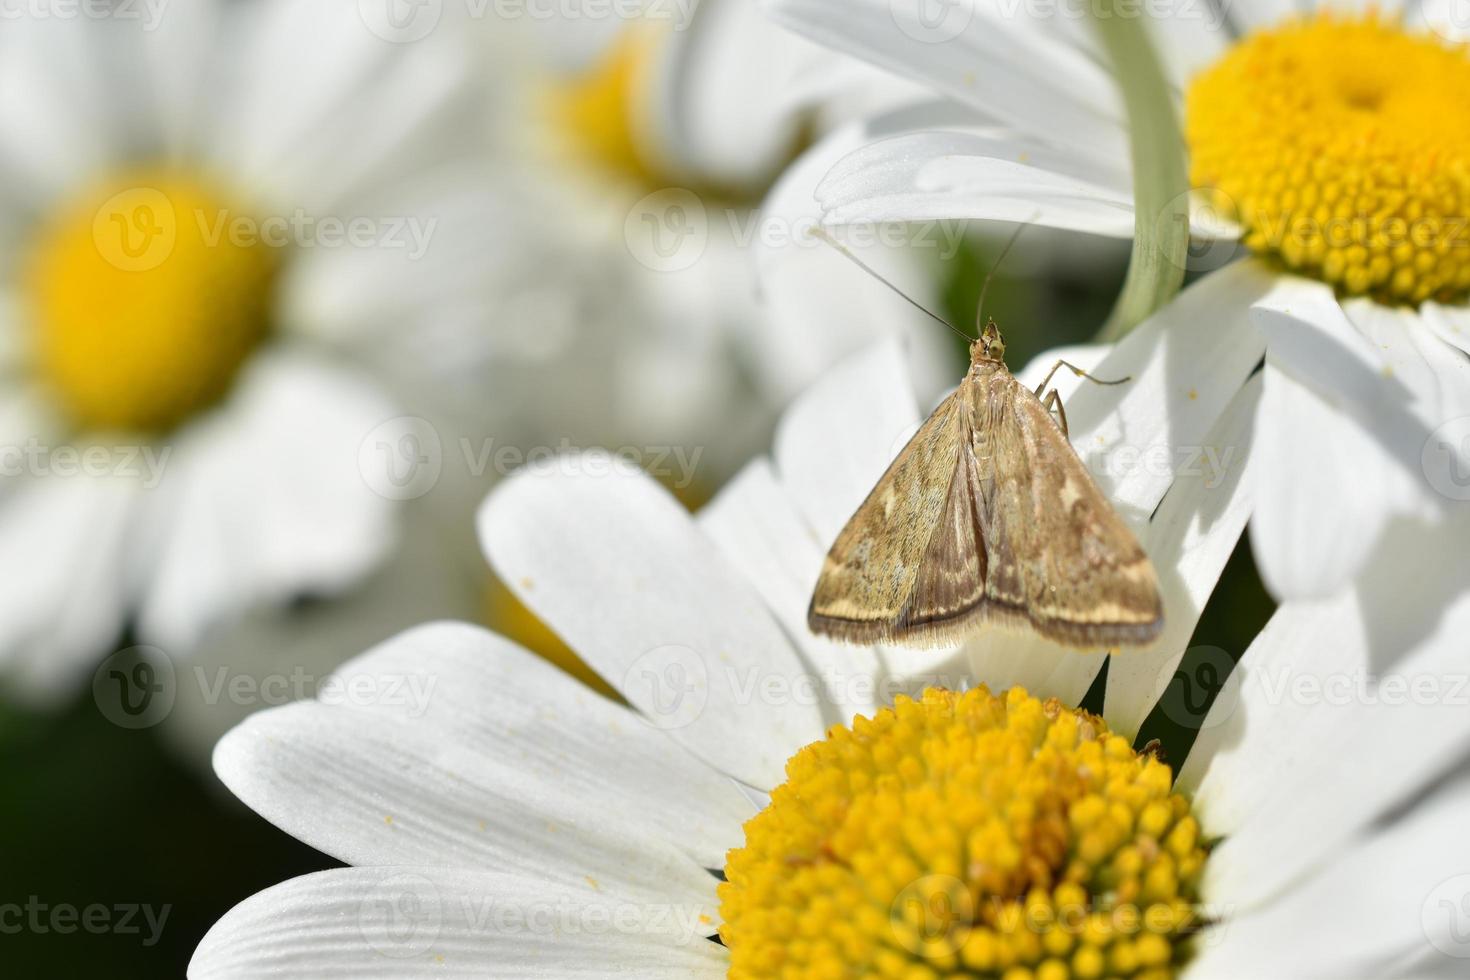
[192,341,1470,977]
[468,0,954,473]
[0,2,508,698]
[759,0,1470,600]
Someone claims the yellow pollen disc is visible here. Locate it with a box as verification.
[719,687,1207,979]
[543,27,666,187]
[26,175,278,432]
[1186,14,1470,304]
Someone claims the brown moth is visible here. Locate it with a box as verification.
[808,321,1164,650]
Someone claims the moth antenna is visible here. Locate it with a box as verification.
[807,226,972,344]
[975,213,1041,332]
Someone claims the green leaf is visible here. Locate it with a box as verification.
[1089,3,1190,341]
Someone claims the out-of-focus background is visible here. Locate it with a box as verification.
[0,1,1273,975]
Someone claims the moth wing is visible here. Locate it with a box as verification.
[807,389,971,644]
[973,374,1164,647]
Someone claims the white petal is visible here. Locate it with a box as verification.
[752,110,960,406]
[1246,286,1460,599]
[698,459,884,723]
[1418,302,1470,357]
[650,0,811,188]
[1413,0,1470,41]
[1103,374,1261,738]
[328,621,751,867]
[761,0,1125,157]
[212,0,484,211]
[190,867,727,979]
[214,700,719,921]
[478,459,825,790]
[0,14,117,205]
[0,474,137,700]
[818,127,1136,237]
[773,340,920,546]
[1062,260,1270,515]
[136,349,398,653]
[1188,770,1470,979]
[1181,510,1470,909]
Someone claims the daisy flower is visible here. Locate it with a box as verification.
[757,0,1470,601]
[464,0,957,472]
[0,2,509,697]
[191,340,1470,977]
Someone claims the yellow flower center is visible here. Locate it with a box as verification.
[1187,14,1470,303]
[26,174,278,432]
[719,687,1207,979]
[543,27,666,188]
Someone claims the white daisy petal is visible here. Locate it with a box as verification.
[1103,373,1261,738]
[214,700,720,921]
[699,459,884,723]
[760,0,1125,156]
[328,621,752,868]
[1061,260,1270,515]
[0,474,137,701]
[1249,358,1414,598]
[753,108,959,405]
[1418,302,1470,357]
[773,340,921,545]
[1188,769,1470,978]
[652,0,812,189]
[190,867,727,979]
[478,461,826,790]
[136,350,398,653]
[1182,510,1470,909]
[817,128,1136,237]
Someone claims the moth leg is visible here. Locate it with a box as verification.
[1033,359,1131,398]
[1041,388,1069,437]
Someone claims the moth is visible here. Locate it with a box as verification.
[804,231,1164,649]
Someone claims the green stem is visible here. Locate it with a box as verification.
[1090,4,1190,342]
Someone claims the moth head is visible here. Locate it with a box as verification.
[974,319,1006,363]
